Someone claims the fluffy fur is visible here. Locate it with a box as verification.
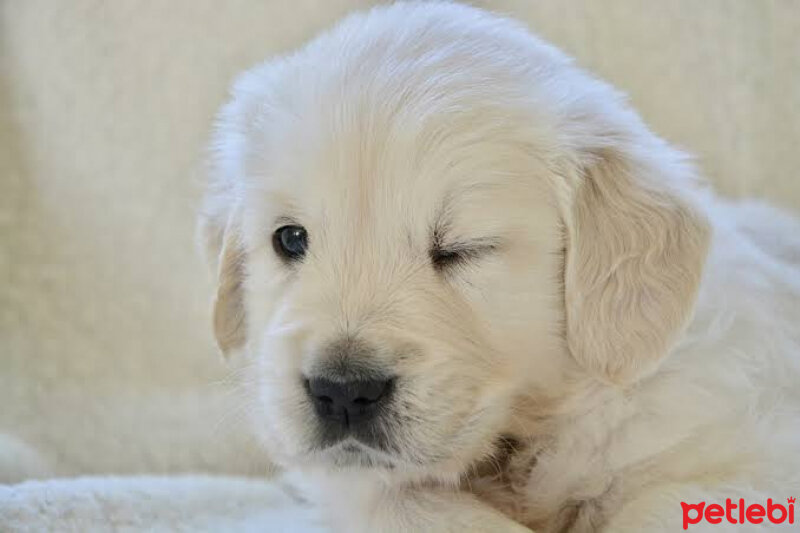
[199,3,800,531]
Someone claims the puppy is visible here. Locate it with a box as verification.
[200,3,800,531]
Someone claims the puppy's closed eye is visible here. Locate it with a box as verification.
[430,238,499,271]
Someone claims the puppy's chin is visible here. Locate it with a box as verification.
[291,416,508,481]
[311,439,398,471]
[281,427,487,479]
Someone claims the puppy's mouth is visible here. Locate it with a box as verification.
[309,415,398,466]
[312,415,394,451]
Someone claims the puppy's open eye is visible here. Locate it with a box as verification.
[272,225,308,262]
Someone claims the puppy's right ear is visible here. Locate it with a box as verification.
[199,207,247,357]
[198,65,272,357]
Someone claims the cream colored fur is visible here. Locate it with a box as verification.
[200,3,800,531]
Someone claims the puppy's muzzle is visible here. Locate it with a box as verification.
[303,337,397,450]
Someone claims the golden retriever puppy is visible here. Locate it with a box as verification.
[199,2,800,531]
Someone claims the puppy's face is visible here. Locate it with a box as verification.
[202,3,709,479]
[238,96,565,475]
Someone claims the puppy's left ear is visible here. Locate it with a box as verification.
[559,113,710,384]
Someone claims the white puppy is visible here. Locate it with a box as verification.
[200,3,800,531]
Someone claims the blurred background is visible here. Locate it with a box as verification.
[1,0,799,483]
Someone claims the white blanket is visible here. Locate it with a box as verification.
[0,476,323,533]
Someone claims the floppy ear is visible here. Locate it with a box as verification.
[561,133,710,383]
[199,207,247,357]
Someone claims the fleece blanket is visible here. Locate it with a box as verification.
[0,476,322,532]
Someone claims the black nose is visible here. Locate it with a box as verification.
[305,377,393,427]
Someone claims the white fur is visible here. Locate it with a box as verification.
[200,3,800,531]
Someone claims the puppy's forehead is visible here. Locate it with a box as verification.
[246,91,550,245]
[236,10,561,245]
[257,125,531,251]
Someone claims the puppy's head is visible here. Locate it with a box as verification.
[200,3,709,479]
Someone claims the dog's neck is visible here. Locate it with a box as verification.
[464,378,630,531]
